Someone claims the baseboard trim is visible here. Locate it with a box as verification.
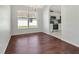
[4,35,11,54]
[61,38,79,48]
[11,32,43,37]
[43,32,79,48]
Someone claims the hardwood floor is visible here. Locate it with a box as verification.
[5,32,79,54]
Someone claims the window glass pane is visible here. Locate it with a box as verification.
[28,9,38,28]
[18,18,28,29]
[17,10,28,29]
[17,7,38,29]
[29,18,37,28]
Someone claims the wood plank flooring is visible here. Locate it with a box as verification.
[5,32,79,54]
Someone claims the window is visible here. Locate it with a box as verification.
[17,7,38,29]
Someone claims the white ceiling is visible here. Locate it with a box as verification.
[50,5,61,14]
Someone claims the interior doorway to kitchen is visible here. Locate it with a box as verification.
[49,5,61,39]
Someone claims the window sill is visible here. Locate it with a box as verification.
[18,27,39,30]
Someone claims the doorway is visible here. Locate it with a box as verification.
[49,5,61,39]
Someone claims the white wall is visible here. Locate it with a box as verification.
[61,5,79,47]
[0,6,11,53]
[11,6,43,35]
[43,6,50,34]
